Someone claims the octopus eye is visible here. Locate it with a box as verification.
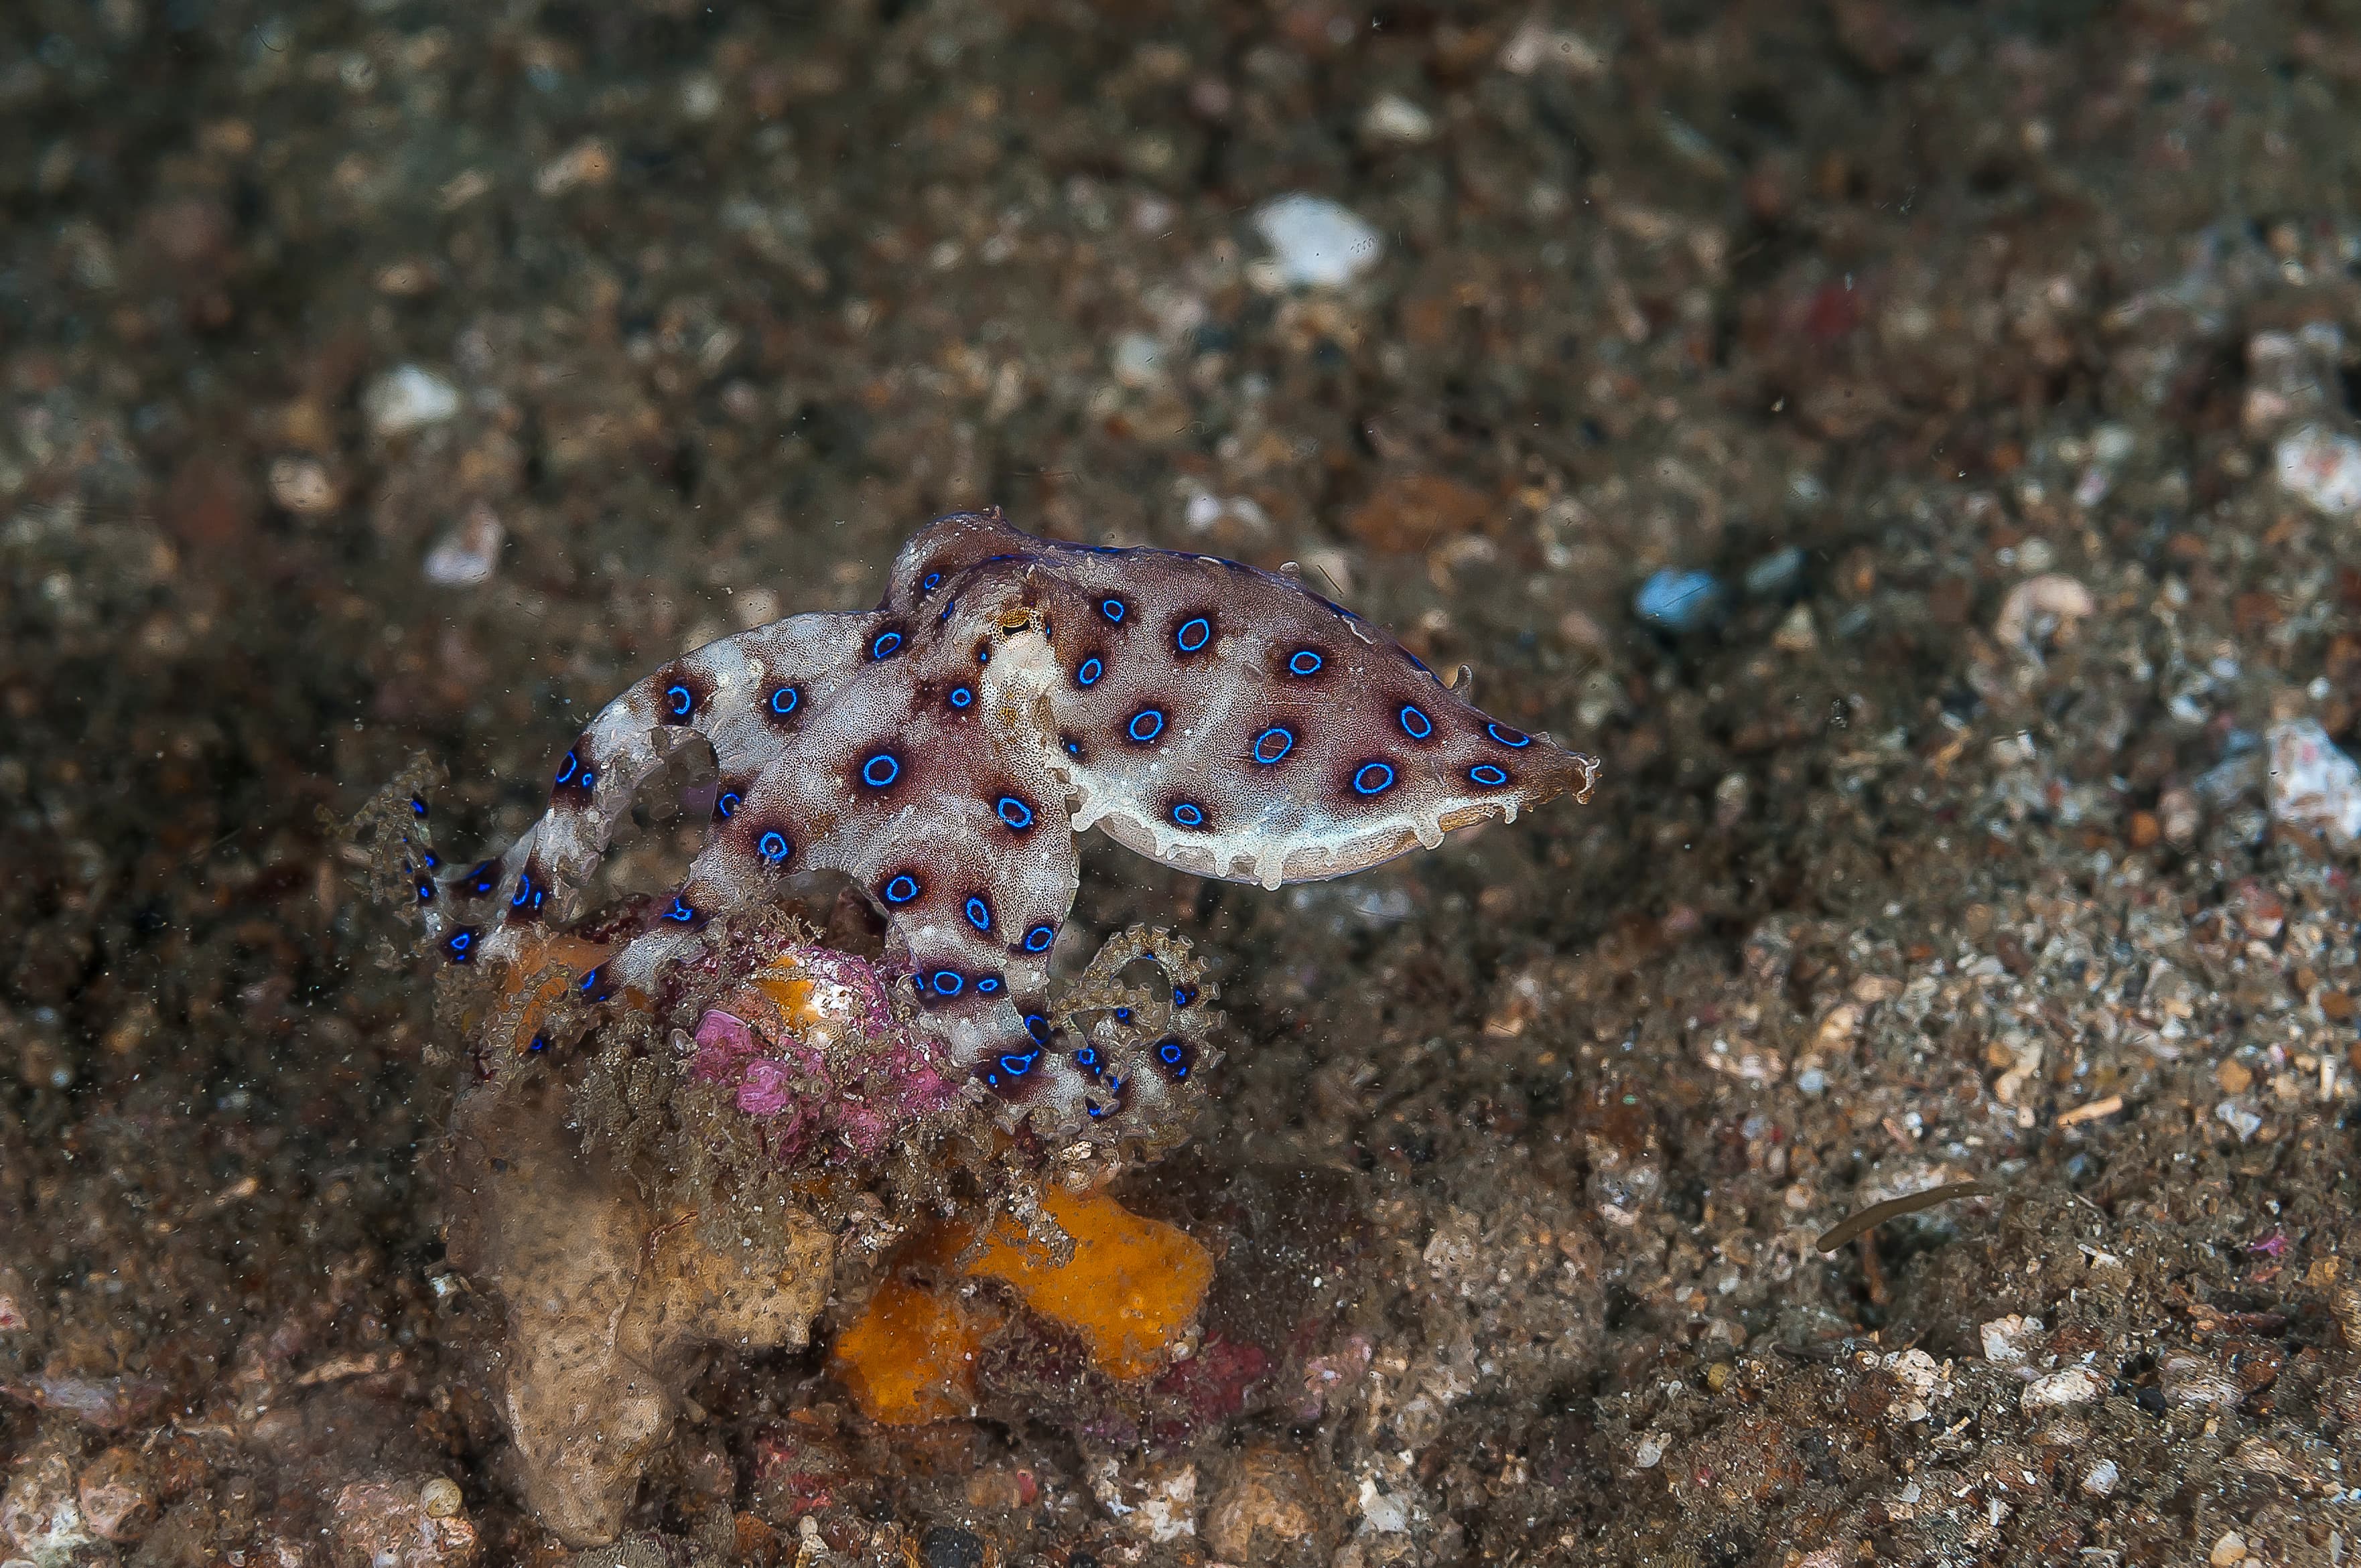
[1351,762,1396,796]
[1398,704,1432,739]
[1468,764,1509,787]
[1485,722,1532,748]
[1251,726,1294,764]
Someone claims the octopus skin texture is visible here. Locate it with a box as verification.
[412,508,1599,1139]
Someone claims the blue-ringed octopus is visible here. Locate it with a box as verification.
[410,508,1599,1139]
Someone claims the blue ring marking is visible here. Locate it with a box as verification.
[860,753,901,787]
[716,790,741,819]
[976,645,990,665]
[883,874,921,906]
[949,685,973,709]
[1077,656,1102,687]
[554,750,580,784]
[663,897,697,922]
[1171,801,1205,828]
[1126,708,1165,743]
[1469,764,1509,787]
[996,796,1035,830]
[1486,722,1533,748]
[409,796,428,817]
[1075,1045,1101,1073]
[1173,984,1197,1008]
[965,896,992,932]
[1024,1013,1052,1044]
[940,596,957,622]
[976,975,1002,995]
[923,571,941,591]
[579,966,605,996]
[870,629,903,659]
[446,929,476,961]
[511,872,535,908]
[1176,616,1211,652]
[1352,762,1396,796]
[416,881,435,902]
[997,1049,1037,1076]
[1099,596,1126,623]
[769,685,799,716]
[1024,924,1056,952]
[757,831,791,865]
[466,861,499,896]
[580,768,596,791]
[1064,737,1083,757]
[1288,649,1323,676]
[420,851,437,870]
[1251,726,1294,764]
[931,970,964,997]
[1399,704,1432,739]
[665,683,693,718]
[528,1034,547,1053]
[1114,1006,1132,1022]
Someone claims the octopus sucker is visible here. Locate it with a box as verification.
[402,507,1599,1139]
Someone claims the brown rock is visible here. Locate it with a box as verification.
[1202,1444,1338,1566]
[76,1447,155,1543]
[1344,474,1492,555]
[330,1479,480,1568]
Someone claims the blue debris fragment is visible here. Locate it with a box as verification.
[1634,568,1725,633]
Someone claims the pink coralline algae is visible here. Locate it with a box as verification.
[398,507,1599,1143]
[686,942,961,1165]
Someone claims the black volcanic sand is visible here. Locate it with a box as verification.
[5,3,2361,1565]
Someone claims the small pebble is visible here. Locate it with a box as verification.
[1359,93,1435,145]
[1634,568,1724,632]
[2080,1458,2118,1497]
[2267,719,2361,842]
[921,1524,986,1568]
[1251,194,1384,289]
[267,455,341,516]
[423,502,505,587]
[2019,1366,2103,1409]
[2277,424,2361,516]
[1743,545,1804,597]
[420,1478,462,1519]
[1111,332,1164,387]
[364,366,461,438]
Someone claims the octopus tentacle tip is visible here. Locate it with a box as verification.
[401,506,1597,1137]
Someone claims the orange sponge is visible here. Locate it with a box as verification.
[829,1187,1214,1424]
